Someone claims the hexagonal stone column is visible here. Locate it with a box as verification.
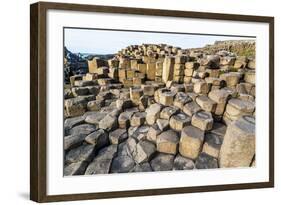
[173,92,193,109]
[85,129,109,149]
[64,161,88,176]
[173,154,195,170]
[233,56,248,68]
[150,153,175,171]
[131,162,152,173]
[223,98,255,124]
[208,89,231,116]
[196,95,217,113]
[145,103,162,125]
[160,106,179,120]
[220,72,241,87]
[109,128,128,145]
[118,111,133,129]
[193,81,209,94]
[202,133,222,158]
[244,71,255,84]
[156,119,169,131]
[141,84,155,96]
[162,56,175,83]
[130,87,143,105]
[99,114,118,131]
[195,152,218,169]
[71,87,89,97]
[146,63,156,80]
[179,126,204,159]
[64,116,85,134]
[191,111,213,131]
[130,112,146,127]
[87,99,105,111]
[183,101,201,116]
[155,60,164,78]
[169,113,191,131]
[85,112,107,126]
[85,145,117,175]
[65,144,95,164]
[64,97,87,117]
[147,124,162,143]
[156,130,179,154]
[219,115,255,168]
[68,124,96,136]
[247,59,255,69]
[116,99,133,110]
[110,155,135,173]
[134,140,156,163]
[159,88,176,106]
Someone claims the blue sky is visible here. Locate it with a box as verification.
[64,28,255,54]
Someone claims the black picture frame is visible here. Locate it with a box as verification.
[30,2,274,202]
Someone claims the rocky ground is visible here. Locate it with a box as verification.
[63,42,256,176]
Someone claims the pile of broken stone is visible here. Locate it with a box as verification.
[64,43,256,176]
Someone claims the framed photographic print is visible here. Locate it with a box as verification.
[30,1,274,202]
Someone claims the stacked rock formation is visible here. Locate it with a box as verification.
[64,42,256,176]
[190,40,256,58]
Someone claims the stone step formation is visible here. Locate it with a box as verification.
[63,43,256,176]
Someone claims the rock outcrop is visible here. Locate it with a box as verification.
[64,41,256,175]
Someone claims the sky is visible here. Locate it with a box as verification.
[64,28,255,54]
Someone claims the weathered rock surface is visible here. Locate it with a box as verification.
[220,72,241,87]
[210,122,227,138]
[64,116,85,134]
[191,111,214,131]
[173,92,193,109]
[202,133,222,158]
[85,129,109,149]
[169,113,191,131]
[130,125,150,141]
[173,154,195,170]
[84,112,107,125]
[65,97,87,117]
[183,101,201,116]
[179,126,204,159]
[134,140,156,163]
[160,106,179,120]
[64,134,86,151]
[87,99,104,111]
[65,144,95,164]
[68,124,96,136]
[219,115,255,168]
[156,119,169,131]
[196,96,217,113]
[64,161,88,176]
[147,124,162,143]
[158,89,176,106]
[99,114,118,131]
[223,98,255,124]
[110,155,135,173]
[130,112,146,127]
[131,162,152,172]
[109,128,128,145]
[85,145,117,174]
[156,130,179,154]
[195,152,218,169]
[208,89,230,116]
[150,153,175,171]
[118,111,133,128]
[162,56,175,83]
[145,103,162,125]
[194,81,209,94]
